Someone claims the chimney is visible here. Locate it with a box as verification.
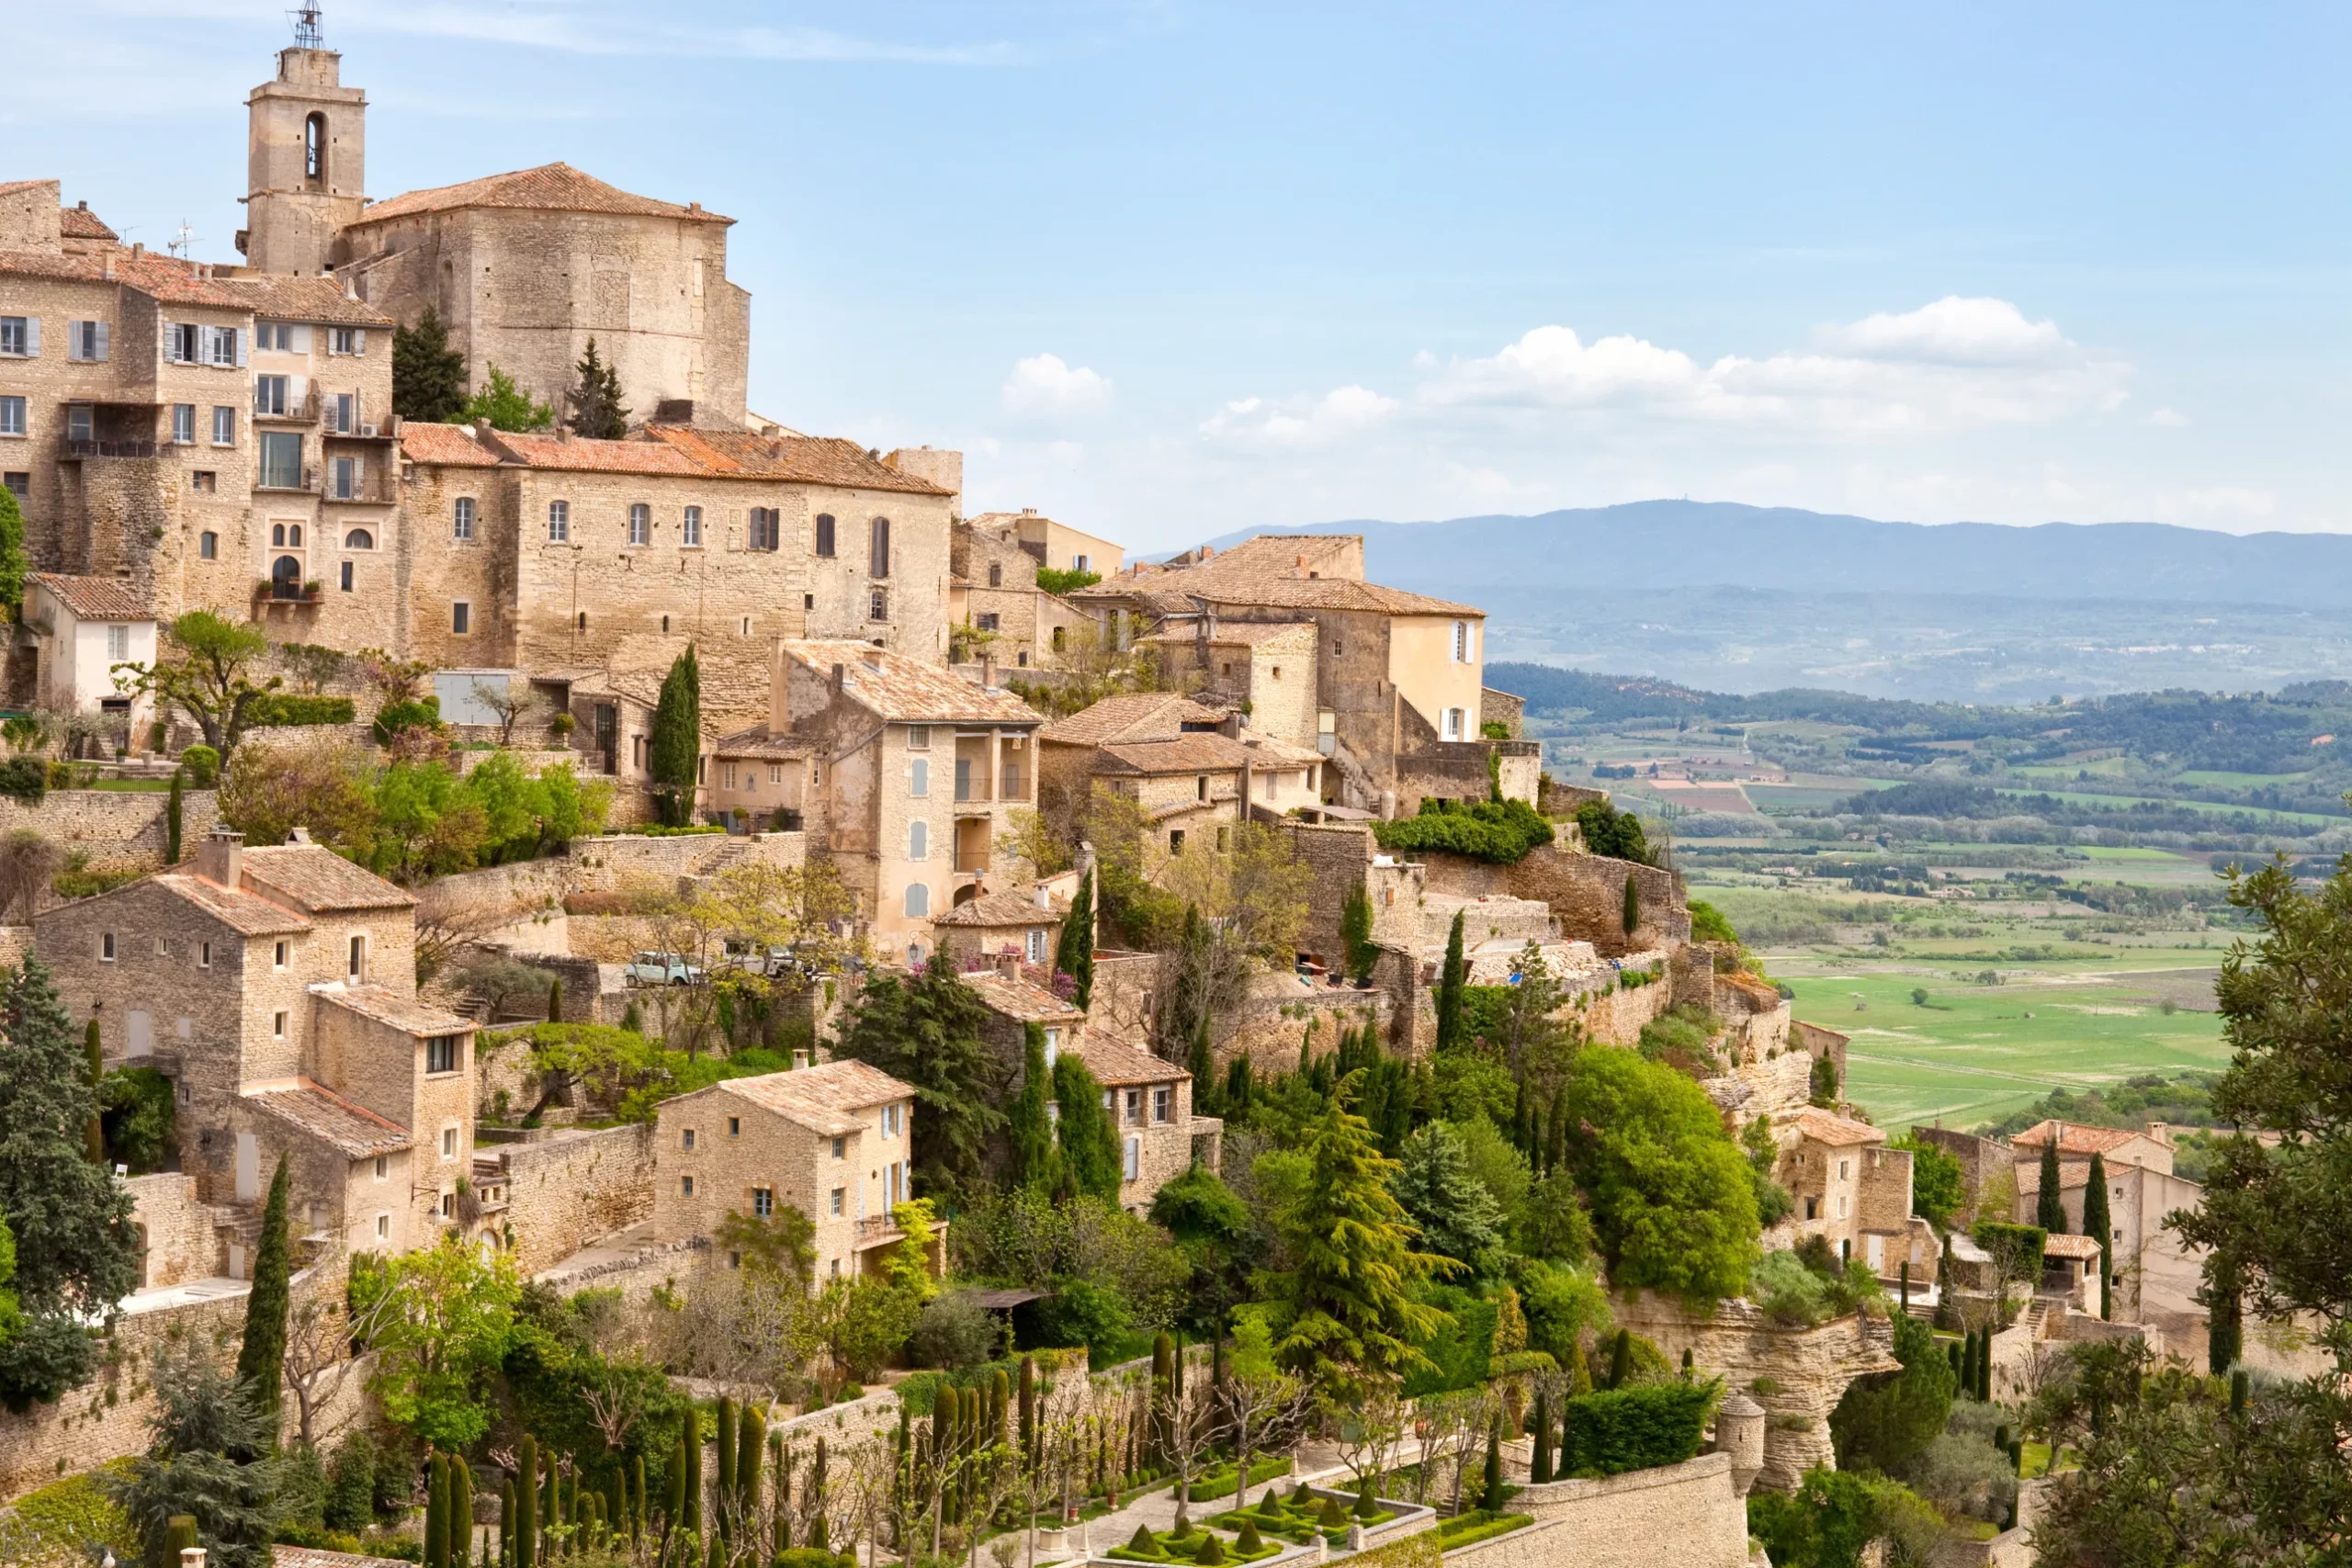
[791,1049,810,1070]
[102,253,115,280]
[130,242,143,259]
[286,825,312,845]
[196,828,244,888]
[1034,883,1050,909]
[474,417,494,442]
[995,951,1020,979]
[979,652,995,688]
[1021,507,1036,517]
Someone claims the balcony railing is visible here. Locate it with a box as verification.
[854,1215,903,1245]
[61,438,157,458]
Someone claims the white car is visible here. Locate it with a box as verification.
[624,951,702,987]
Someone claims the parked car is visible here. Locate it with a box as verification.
[625,951,702,987]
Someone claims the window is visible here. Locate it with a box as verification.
[347,934,365,981]
[0,398,23,437]
[904,882,930,918]
[548,500,569,542]
[740,616,752,636]
[377,1213,390,1240]
[681,1175,695,1197]
[274,940,288,969]
[2,472,24,500]
[101,932,116,961]
[426,1035,460,1074]
[729,1116,741,1137]
[304,112,326,180]
[976,612,1000,632]
[258,432,302,489]
[327,392,355,434]
[721,762,737,791]
[1169,828,1185,854]
[870,589,888,622]
[910,757,929,796]
[830,1188,845,1216]
[452,601,471,635]
[63,320,107,363]
[1442,707,1464,741]
[171,404,195,444]
[815,513,835,557]
[198,941,211,968]
[453,497,475,540]
[753,1187,774,1217]
[628,502,649,546]
[442,1127,458,1159]
[1153,1086,1172,1122]
[1804,1196,1819,1221]
[908,725,931,750]
[1453,620,1470,661]
[209,405,235,446]
[1074,553,1091,572]
[831,1135,846,1159]
[909,820,928,860]
[66,405,92,442]
[254,375,288,416]
[106,624,128,662]
[1026,928,1046,964]
[1051,626,1066,652]
[330,455,358,499]
[272,1010,288,1039]
[683,1127,697,1151]
[192,471,216,494]
[750,506,780,550]
[373,1156,388,1180]
[207,324,242,363]
[345,528,373,550]
[682,506,702,547]
[331,326,363,355]
[0,317,30,356]
[1197,774,1209,801]
[1125,1089,1143,1123]
[1838,1159,1849,1180]
[870,516,890,577]
[988,563,1001,587]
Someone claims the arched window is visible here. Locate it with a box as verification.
[288,523,302,547]
[908,820,928,861]
[271,523,285,547]
[904,883,930,919]
[870,516,890,578]
[304,113,326,184]
[344,528,373,550]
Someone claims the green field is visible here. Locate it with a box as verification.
[1781,969,2229,1132]
[1993,786,2341,827]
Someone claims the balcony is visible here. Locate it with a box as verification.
[853,1214,903,1247]
[60,438,159,459]
[253,387,322,425]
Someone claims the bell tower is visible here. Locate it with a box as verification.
[240,6,366,276]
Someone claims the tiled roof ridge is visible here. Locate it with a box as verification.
[34,572,152,622]
[353,162,733,227]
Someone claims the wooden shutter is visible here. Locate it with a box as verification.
[233,327,246,367]
[22,317,37,357]
[92,321,108,362]
[351,328,366,355]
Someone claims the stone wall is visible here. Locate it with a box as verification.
[497,1122,657,1274]
[565,829,806,891]
[1455,1452,1751,1568]
[126,1172,224,1288]
[1415,844,1689,959]
[1611,1291,1899,1494]
[0,785,220,874]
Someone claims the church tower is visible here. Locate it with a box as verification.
[239,6,366,276]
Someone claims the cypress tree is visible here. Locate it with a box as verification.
[234,1155,292,1429]
[1052,1051,1123,1201]
[1946,1338,1962,1382]
[1621,874,1640,937]
[1434,910,1467,1054]
[1528,1388,1552,1483]
[501,1483,517,1568]
[1977,1332,1994,1402]
[1224,1055,1253,1118]
[1150,1332,1174,1465]
[1479,1421,1503,1511]
[166,1517,199,1561]
[514,1434,538,1568]
[684,1404,703,1535]
[393,305,469,423]
[1340,881,1375,985]
[454,1461,474,1568]
[2208,1256,2243,1374]
[1187,1010,1218,1119]
[1936,1231,1958,1330]
[2230,1369,2249,1416]
[1011,1022,1057,1191]
[564,337,630,439]
[1542,1089,1566,1178]
[83,1018,106,1163]
[808,1438,828,1551]
[1019,1355,1037,1463]
[632,1454,647,1544]
[1056,872,1096,1009]
[547,977,564,1023]
[428,1452,449,1568]
[714,1397,737,1540]
[1898,1260,1910,1314]
[1607,1329,1631,1392]
[648,646,703,827]
[2036,1134,2067,1234]
[990,1367,1012,1450]
[2083,1148,2112,1303]
[166,766,184,863]
[737,1402,762,1529]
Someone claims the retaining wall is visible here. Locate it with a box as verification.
[1443,1452,1750,1568]
[0,785,220,876]
[497,1122,658,1275]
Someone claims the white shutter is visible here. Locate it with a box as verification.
[289,374,308,406]
[22,317,37,357]
[233,327,246,367]
[92,321,108,362]
[350,328,366,355]
[289,324,311,354]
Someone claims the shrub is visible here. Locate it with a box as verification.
[1575,798,1650,863]
[908,1292,998,1370]
[1557,1381,1718,1478]
[1372,796,1555,864]
[0,754,45,804]
[248,693,358,728]
[1026,1278,1133,1353]
[1035,566,1102,596]
[178,744,220,787]
[372,694,442,744]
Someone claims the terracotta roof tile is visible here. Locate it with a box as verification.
[714,725,817,760]
[1039,694,1228,748]
[250,1079,412,1158]
[1194,579,1485,617]
[641,426,954,496]
[2041,1234,2105,1260]
[34,573,151,621]
[400,422,503,468]
[275,1543,416,1568]
[933,886,1069,929]
[1142,620,1317,649]
[220,275,394,327]
[2008,1121,2149,1156]
[316,984,474,1037]
[1069,1035,1186,1088]
[486,430,704,476]
[0,243,250,306]
[150,873,313,935]
[714,1059,911,1135]
[778,641,1040,726]
[960,967,1083,1023]
[1093,734,1261,776]
[243,845,416,913]
[59,204,117,241]
[354,163,732,227]
[1791,1108,1886,1147]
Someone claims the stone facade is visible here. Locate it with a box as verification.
[1145,620,1321,753]
[0,784,219,875]
[1459,1453,1752,1568]
[492,1122,657,1273]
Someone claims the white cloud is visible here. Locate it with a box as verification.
[2149,406,2189,427]
[1198,385,1398,447]
[1815,296,2070,365]
[1001,354,1114,420]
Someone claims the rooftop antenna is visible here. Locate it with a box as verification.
[290,5,323,49]
[167,220,201,259]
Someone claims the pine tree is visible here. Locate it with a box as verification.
[2082,1149,2112,1293]
[2036,1134,2067,1235]
[1622,875,1640,937]
[234,1156,292,1428]
[1011,1023,1058,1191]
[648,646,703,826]
[1057,872,1095,1009]
[0,958,140,1409]
[166,767,184,863]
[1340,882,1375,985]
[564,337,630,439]
[1434,910,1467,1054]
[394,306,470,423]
[83,1019,105,1163]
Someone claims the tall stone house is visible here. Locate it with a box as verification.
[34,827,478,1275]
[1036,692,1326,854]
[949,512,1103,673]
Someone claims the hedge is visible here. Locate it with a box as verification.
[249,693,357,727]
[1372,797,1554,865]
[1557,1380,1717,1478]
[1434,1512,1533,1549]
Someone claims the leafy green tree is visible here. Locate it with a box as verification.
[392,306,469,423]
[1052,1052,1122,1201]
[363,760,490,885]
[0,959,139,1411]
[113,612,281,757]
[0,484,27,622]
[1256,1073,1456,1392]
[458,363,554,432]
[1389,1123,1509,1280]
[2035,1135,2067,1235]
[1433,911,1467,1055]
[1009,1022,1059,1191]
[232,1157,290,1432]
[1889,1132,1962,1230]
[1809,1051,1840,1108]
[1746,1465,1943,1568]
[1557,1046,1758,1304]
[648,647,702,826]
[1575,798,1649,864]
[1057,873,1095,1008]
[350,1240,522,1449]
[108,1346,284,1568]
[1340,883,1376,985]
[831,965,1007,1194]
[564,337,630,439]
[1149,1166,1256,1335]
[1827,1310,1955,1477]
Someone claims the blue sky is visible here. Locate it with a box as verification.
[21,1,2349,549]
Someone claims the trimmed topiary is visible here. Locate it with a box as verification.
[1235,1518,1264,1556]
[1130,1524,1159,1554]
[1195,1536,1225,1566]
[1317,1497,1348,1529]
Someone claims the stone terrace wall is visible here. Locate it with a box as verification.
[127,1172,223,1288]
[499,1122,658,1275]
[1612,1291,1898,1494]
[0,785,220,874]
[1456,1452,1750,1568]
[1415,844,1687,959]
[565,830,807,892]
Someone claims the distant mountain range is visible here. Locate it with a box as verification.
[1185,501,2352,609]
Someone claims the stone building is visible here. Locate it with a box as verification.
[26,572,155,734]
[969,508,1123,579]
[753,639,1041,964]
[34,827,476,1270]
[397,421,956,729]
[931,881,1072,967]
[1036,692,1323,853]
[948,512,1102,672]
[1145,619,1321,752]
[1776,1108,1926,1280]
[1069,533,1501,816]
[650,1058,922,1283]
[2005,1121,2208,1322]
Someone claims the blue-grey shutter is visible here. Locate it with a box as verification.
[92,321,108,362]
[233,327,247,367]
[23,317,38,357]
